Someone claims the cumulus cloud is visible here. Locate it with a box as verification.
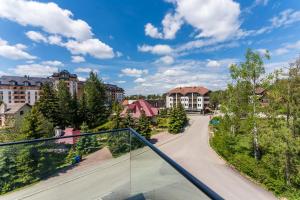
[145,0,240,41]
[207,60,221,68]
[3,0,116,60]
[26,31,48,43]
[127,60,231,94]
[134,77,146,83]
[71,56,85,63]
[41,60,64,66]
[145,23,163,39]
[273,40,300,55]
[116,80,126,84]
[64,39,114,59]
[75,67,98,73]
[145,13,183,39]
[0,0,92,41]
[0,38,36,60]
[11,64,58,77]
[121,68,148,77]
[138,44,173,55]
[156,55,175,65]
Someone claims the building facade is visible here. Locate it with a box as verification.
[0,70,125,106]
[105,84,125,103]
[0,103,31,127]
[166,86,210,111]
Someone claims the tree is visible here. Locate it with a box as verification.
[0,147,17,194]
[36,82,60,126]
[168,104,187,134]
[20,107,54,139]
[136,111,151,140]
[229,49,269,160]
[57,80,73,128]
[84,72,108,128]
[209,90,225,110]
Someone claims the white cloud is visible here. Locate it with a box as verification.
[78,76,86,81]
[116,80,126,84]
[0,38,36,60]
[121,68,148,77]
[26,31,47,43]
[271,9,300,28]
[64,39,114,59]
[48,35,62,45]
[116,51,123,57]
[1,0,115,60]
[71,56,85,63]
[0,0,92,41]
[207,60,221,68]
[138,44,173,55]
[41,60,64,66]
[162,13,183,39]
[145,23,163,39]
[11,64,58,77]
[156,55,174,65]
[127,59,231,94]
[273,40,300,56]
[145,13,183,39]
[134,78,146,83]
[75,67,98,73]
[145,0,240,41]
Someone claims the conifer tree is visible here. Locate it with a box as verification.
[20,107,54,139]
[84,72,108,128]
[57,80,72,128]
[36,82,60,126]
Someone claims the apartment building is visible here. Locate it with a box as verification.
[166,86,210,111]
[0,76,51,105]
[0,70,125,106]
[51,70,80,97]
[105,84,125,103]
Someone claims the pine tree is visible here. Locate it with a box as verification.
[136,111,151,140]
[57,80,73,128]
[20,107,54,139]
[36,82,60,126]
[84,72,108,128]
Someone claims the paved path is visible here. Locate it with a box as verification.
[159,115,277,200]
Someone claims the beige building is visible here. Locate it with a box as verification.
[166,86,210,111]
[0,103,31,127]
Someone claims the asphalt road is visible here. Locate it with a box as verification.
[159,115,277,200]
[0,115,277,200]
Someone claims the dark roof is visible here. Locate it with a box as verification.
[105,84,124,92]
[168,86,210,95]
[0,76,51,86]
[51,70,77,79]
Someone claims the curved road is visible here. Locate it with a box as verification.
[159,115,277,200]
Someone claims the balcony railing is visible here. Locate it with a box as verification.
[0,128,223,200]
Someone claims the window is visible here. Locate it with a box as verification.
[9,81,17,86]
[20,111,24,115]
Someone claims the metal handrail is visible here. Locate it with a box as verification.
[0,128,128,146]
[0,128,223,200]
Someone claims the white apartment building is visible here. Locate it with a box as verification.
[166,86,210,111]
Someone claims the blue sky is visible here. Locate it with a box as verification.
[0,0,300,94]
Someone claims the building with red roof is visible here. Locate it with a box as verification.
[166,86,210,111]
[121,99,158,118]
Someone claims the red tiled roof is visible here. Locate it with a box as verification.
[168,86,209,95]
[121,99,158,118]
